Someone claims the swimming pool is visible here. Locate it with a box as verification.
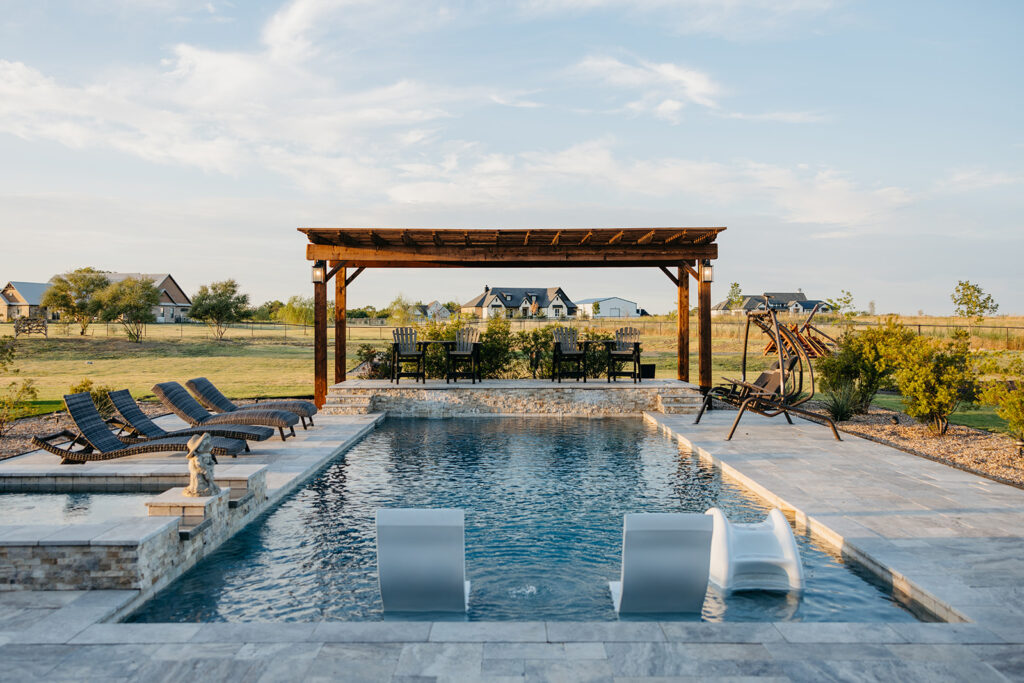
[130,417,922,623]
[0,492,152,525]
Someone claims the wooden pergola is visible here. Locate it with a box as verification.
[300,227,725,407]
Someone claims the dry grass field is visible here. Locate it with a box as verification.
[1,315,1020,434]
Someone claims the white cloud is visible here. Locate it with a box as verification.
[934,168,1024,193]
[722,110,828,123]
[519,0,838,38]
[573,55,721,122]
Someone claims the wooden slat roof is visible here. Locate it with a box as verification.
[300,227,724,267]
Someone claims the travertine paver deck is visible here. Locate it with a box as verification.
[646,410,1024,638]
[1,409,1023,680]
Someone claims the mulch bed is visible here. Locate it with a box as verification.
[805,401,1024,489]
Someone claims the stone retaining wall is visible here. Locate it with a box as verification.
[0,468,268,593]
[331,386,668,417]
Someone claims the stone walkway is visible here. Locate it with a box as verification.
[1,410,1023,680]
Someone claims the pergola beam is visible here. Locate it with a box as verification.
[304,227,724,403]
[305,243,717,265]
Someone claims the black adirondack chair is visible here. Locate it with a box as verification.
[445,327,481,383]
[392,327,425,384]
[606,327,642,383]
[552,327,586,383]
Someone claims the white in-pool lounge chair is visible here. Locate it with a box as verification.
[375,508,470,612]
[706,508,804,593]
[609,512,713,614]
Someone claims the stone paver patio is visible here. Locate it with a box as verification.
[1,406,1023,680]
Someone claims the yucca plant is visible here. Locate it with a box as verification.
[821,380,859,422]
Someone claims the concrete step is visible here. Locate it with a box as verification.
[323,394,373,415]
[657,392,704,414]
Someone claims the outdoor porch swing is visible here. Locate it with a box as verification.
[694,301,841,441]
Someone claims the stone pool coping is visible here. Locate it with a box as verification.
[2,410,1024,679]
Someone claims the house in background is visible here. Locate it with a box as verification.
[461,286,577,319]
[711,290,832,317]
[412,300,452,321]
[0,281,55,321]
[576,297,639,319]
[100,273,192,323]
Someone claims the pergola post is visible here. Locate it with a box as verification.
[313,278,328,408]
[698,261,712,393]
[334,263,346,383]
[677,266,689,382]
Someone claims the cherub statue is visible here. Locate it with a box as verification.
[183,433,220,497]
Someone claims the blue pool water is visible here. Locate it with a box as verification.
[130,417,921,623]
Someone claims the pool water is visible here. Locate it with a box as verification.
[0,492,152,525]
[130,417,922,623]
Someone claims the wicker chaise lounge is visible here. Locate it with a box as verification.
[32,393,246,464]
[153,382,298,441]
[186,377,316,429]
[108,390,274,448]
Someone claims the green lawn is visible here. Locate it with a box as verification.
[2,334,761,417]
[871,393,1008,434]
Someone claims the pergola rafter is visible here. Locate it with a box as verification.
[301,227,724,407]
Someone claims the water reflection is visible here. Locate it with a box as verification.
[130,417,919,623]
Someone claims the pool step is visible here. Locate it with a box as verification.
[322,392,373,415]
[657,391,704,414]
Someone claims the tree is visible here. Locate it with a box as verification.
[249,300,284,321]
[725,282,743,309]
[443,301,462,315]
[386,295,414,326]
[592,301,601,316]
[951,280,998,324]
[190,280,250,340]
[97,277,160,342]
[826,289,856,326]
[892,331,978,436]
[41,268,110,335]
[275,296,315,326]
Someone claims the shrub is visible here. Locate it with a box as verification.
[69,378,116,419]
[892,331,978,435]
[979,354,1024,443]
[514,325,556,379]
[355,344,391,380]
[0,379,37,436]
[816,319,916,412]
[0,336,38,436]
[479,315,515,379]
[416,318,469,379]
[581,327,614,379]
[821,380,859,422]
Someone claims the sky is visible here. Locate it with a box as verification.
[0,0,1021,315]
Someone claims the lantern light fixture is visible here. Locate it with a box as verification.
[312,260,327,284]
[700,259,714,283]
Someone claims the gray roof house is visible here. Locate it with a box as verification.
[462,286,577,319]
[712,291,823,316]
[0,281,55,321]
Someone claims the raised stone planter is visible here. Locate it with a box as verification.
[324,379,704,417]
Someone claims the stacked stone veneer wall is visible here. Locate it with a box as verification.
[0,470,267,593]
[334,386,667,417]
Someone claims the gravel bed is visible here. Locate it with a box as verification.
[806,402,1024,489]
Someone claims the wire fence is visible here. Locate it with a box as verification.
[3,316,1023,350]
